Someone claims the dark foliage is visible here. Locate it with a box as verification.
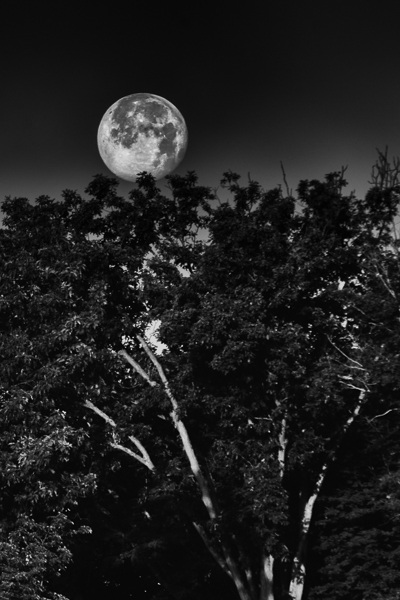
[1,161,399,600]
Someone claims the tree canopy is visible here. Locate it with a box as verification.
[1,152,400,600]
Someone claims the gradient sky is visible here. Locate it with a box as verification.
[2,1,400,207]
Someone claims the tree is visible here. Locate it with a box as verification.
[0,174,170,599]
[308,409,400,600]
[0,172,214,599]
[1,160,399,600]
[307,148,400,600]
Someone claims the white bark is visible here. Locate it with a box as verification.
[289,567,305,600]
[119,337,252,600]
[119,348,158,387]
[278,414,288,479]
[224,556,253,600]
[275,398,288,479]
[245,566,257,600]
[123,335,218,521]
[84,399,156,471]
[288,468,326,600]
[260,555,274,600]
[288,388,367,600]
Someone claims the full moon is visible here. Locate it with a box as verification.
[97,93,188,182]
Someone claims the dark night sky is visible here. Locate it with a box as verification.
[2,1,400,206]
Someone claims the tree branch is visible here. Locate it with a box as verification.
[328,337,364,368]
[120,338,218,520]
[369,146,400,189]
[192,522,230,576]
[374,263,398,300]
[84,399,117,427]
[368,408,398,422]
[84,399,156,471]
[120,338,252,600]
[109,441,155,470]
[280,161,292,197]
[289,388,368,600]
[118,349,158,387]
[136,335,174,396]
[127,435,156,470]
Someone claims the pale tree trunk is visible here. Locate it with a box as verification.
[225,562,254,600]
[119,337,253,600]
[260,555,274,600]
[288,388,367,600]
[277,411,288,479]
[288,468,326,600]
[86,338,369,600]
[258,403,288,600]
[254,404,287,600]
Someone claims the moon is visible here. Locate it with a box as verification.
[97,93,188,182]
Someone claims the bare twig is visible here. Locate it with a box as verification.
[280,161,292,197]
[374,264,397,300]
[338,379,369,393]
[369,146,400,189]
[328,337,365,368]
[368,408,398,422]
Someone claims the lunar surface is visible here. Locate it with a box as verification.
[97,93,188,181]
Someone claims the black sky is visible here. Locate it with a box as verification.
[2,1,400,204]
